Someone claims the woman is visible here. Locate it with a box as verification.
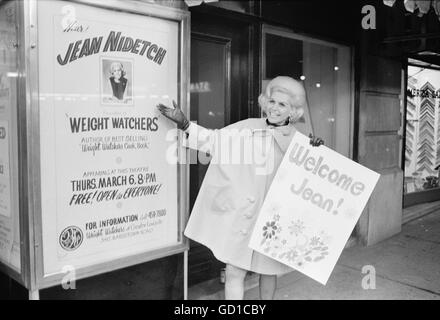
[109,61,127,101]
[157,76,323,300]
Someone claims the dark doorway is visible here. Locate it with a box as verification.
[188,10,255,286]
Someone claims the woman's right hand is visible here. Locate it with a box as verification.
[309,133,324,147]
[156,100,189,130]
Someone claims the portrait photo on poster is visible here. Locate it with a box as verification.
[100,57,133,106]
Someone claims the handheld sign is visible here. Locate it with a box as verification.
[249,132,380,285]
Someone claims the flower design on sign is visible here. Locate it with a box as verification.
[260,217,332,267]
[319,231,332,244]
[263,221,277,239]
[309,236,321,246]
[283,248,298,262]
[295,258,305,268]
[260,214,282,246]
[289,220,305,236]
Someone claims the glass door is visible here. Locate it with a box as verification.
[262,25,353,158]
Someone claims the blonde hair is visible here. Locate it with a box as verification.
[258,78,307,123]
[109,62,126,77]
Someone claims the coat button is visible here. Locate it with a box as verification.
[247,196,256,203]
[244,212,253,219]
[240,229,248,236]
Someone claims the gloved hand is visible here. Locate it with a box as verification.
[309,133,324,147]
[156,100,189,130]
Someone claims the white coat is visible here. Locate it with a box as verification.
[183,118,297,275]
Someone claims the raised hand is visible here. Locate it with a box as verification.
[309,133,324,147]
[156,100,189,130]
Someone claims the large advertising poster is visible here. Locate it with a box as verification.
[0,1,20,272]
[38,1,181,275]
[249,132,380,285]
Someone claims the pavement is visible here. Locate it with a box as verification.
[189,211,440,300]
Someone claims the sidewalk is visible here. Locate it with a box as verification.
[189,210,440,300]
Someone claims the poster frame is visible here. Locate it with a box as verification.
[21,0,190,291]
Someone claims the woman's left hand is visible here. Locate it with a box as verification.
[309,134,324,147]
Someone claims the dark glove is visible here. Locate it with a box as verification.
[156,100,189,130]
[309,133,324,147]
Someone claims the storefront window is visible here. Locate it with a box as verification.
[404,65,440,195]
[262,26,353,157]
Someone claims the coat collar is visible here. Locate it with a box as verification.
[261,118,297,153]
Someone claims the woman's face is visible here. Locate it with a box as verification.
[112,65,122,80]
[267,91,293,124]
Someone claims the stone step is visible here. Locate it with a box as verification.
[403,200,440,224]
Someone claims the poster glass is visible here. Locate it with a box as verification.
[0,1,21,272]
[37,0,181,276]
